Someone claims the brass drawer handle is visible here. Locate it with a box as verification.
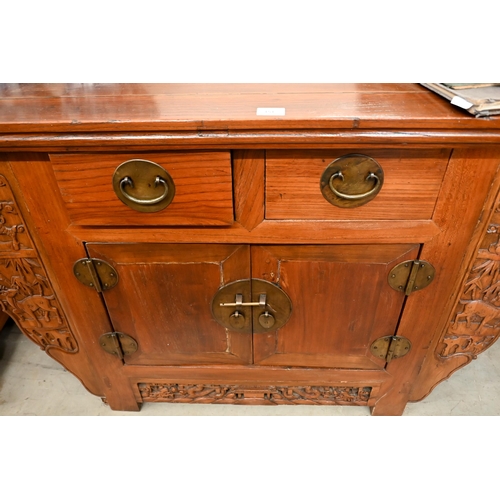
[112,159,176,213]
[320,154,384,208]
[119,175,169,205]
[329,171,381,200]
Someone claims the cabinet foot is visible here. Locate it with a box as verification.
[102,395,141,412]
[370,399,407,416]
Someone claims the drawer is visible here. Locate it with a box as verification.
[50,152,234,226]
[265,149,450,220]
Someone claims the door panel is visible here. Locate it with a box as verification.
[86,243,252,365]
[251,245,419,369]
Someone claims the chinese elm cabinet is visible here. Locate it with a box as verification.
[1,83,500,415]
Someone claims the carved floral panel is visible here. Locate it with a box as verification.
[138,383,372,405]
[0,175,33,252]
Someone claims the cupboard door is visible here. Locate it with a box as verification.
[251,245,419,369]
[86,243,252,365]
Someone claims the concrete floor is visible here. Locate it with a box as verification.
[1,320,500,416]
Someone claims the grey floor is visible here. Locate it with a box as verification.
[1,320,500,416]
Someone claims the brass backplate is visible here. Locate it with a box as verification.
[320,154,384,208]
[211,279,292,333]
[112,159,175,213]
[99,332,138,358]
[211,280,253,333]
[251,279,292,333]
[370,336,411,362]
[388,260,435,295]
[73,258,118,291]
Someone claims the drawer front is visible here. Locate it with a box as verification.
[265,149,450,220]
[50,152,234,226]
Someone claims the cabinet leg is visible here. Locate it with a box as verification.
[102,389,141,412]
[370,397,408,416]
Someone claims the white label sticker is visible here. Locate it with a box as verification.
[256,107,285,116]
[451,96,473,110]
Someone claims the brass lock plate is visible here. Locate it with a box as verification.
[99,332,138,359]
[211,280,253,333]
[251,279,292,334]
[388,260,435,295]
[211,279,292,333]
[73,258,118,291]
[320,154,384,208]
[370,336,411,362]
[112,159,175,213]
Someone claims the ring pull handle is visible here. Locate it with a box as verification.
[329,171,380,200]
[119,175,169,205]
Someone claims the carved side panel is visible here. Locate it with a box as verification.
[0,177,33,252]
[0,174,77,353]
[439,204,500,360]
[138,383,373,405]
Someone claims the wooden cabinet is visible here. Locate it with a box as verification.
[2,84,500,415]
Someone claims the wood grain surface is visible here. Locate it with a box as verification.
[87,243,252,366]
[251,245,418,368]
[50,151,234,226]
[266,149,450,220]
[1,84,499,135]
[233,150,265,231]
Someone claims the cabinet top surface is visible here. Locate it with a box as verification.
[1,83,499,134]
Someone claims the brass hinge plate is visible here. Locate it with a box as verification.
[73,258,118,292]
[99,332,138,359]
[370,336,412,363]
[388,260,435,295]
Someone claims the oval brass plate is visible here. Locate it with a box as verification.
[251,279,292,334]
[212,280,253,333]
[320,154,384,208]
[211,279,292,333]
[370,336,411,361]
[73,258,118,291]
[112,159,175,213]
[99,332,138,357]
[388,260,435,294]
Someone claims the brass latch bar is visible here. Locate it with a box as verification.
[220,293,267,307]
